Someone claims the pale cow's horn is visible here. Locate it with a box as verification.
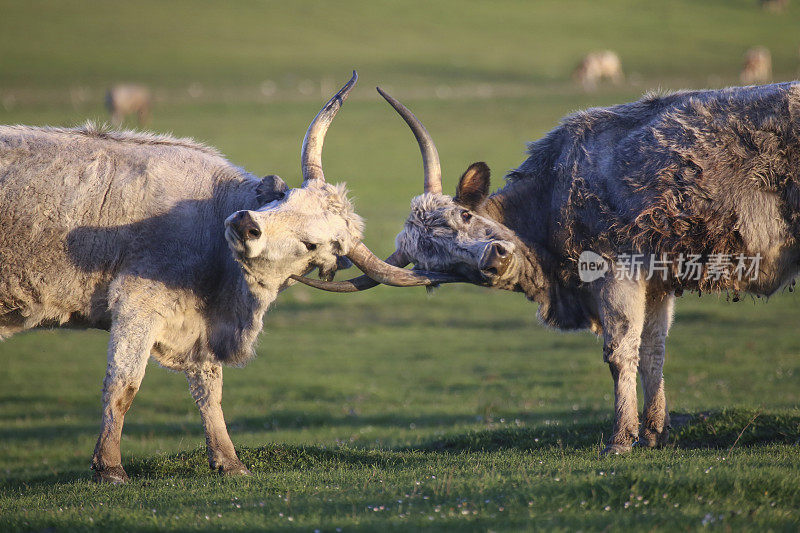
[300,71,358,183]
[290,250,407,293]
[290,243,464,292]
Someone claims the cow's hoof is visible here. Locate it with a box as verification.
[637,429,669,449]
[601,443,633,456]
[92,465,129,484]
[215,461,252,476]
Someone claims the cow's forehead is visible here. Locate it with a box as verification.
[284,187,322,208]
[409,193,455,212]
[253,181,363,240]
[257,183,332,214]
[406,193,457,227]
[403,193,511,246]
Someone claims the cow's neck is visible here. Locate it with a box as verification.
[206,251,275,365]
[483,180,553,300]
[485,177,551,243]
[483,180,595,331]
[204,181,277,365]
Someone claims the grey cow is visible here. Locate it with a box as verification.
[0,73,402,482]
[298,82,800,455]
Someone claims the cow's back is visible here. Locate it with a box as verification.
[0,124,256,334]
[508,82,800,294]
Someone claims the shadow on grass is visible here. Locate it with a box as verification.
[128,408,800,479]
[4,406,595,445]
[1,410,497,445]
[409,408,800,453]
[3,408,798,487]
[127,444,427,479]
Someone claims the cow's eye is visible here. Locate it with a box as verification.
[303,242,317,251]
[461,211,472,223]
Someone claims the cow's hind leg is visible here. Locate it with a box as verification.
[637,290,674,448]
[598,278,646,455]
[91,297,161,483]
[186,361,250,476]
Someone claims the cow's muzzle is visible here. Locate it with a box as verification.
[479,241,514,279]
[226,211,262,242]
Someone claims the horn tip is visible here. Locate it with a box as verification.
[376,86,393,103]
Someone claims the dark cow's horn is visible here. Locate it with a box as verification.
[290,244,464,292]
[300,71,358,183]
[376,87,442,195]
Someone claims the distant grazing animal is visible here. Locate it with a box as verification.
[0,72,388,483]
[760,0,788,12]
[572,51,624,90]
[297,82,800,455]
[105,84,152,127]
[741,47,772,84]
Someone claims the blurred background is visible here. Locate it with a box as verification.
[3,0,800,252]
[3,0,800,480]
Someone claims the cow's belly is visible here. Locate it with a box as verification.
[150,307,209,371]
[739,245,800,296]
[732,189,799,295]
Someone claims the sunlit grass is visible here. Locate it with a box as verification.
[3,0,800,530]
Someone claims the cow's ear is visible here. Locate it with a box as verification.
[454,162,491,210]
[256,174,288,204]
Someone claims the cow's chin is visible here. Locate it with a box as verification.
[224,228,251,259]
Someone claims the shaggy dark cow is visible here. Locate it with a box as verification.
[297,82,800,454]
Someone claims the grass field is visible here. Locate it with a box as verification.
[3,1,800,531]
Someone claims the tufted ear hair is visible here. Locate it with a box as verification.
[454,162,491,210]
[256,174,288,204]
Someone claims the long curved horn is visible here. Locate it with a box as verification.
[300,71,358,183]
[377,87,442,194]
[289,250,406,292]
[289,244,465,292]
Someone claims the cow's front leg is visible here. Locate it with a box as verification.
[186,361,250,476]
[92,306,160,483]
[598,279,646,455]
[637,290,674,448]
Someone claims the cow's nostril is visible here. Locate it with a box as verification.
[246,227,261,240]
[493,243,508,257]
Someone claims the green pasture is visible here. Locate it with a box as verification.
[2,0,800,530]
